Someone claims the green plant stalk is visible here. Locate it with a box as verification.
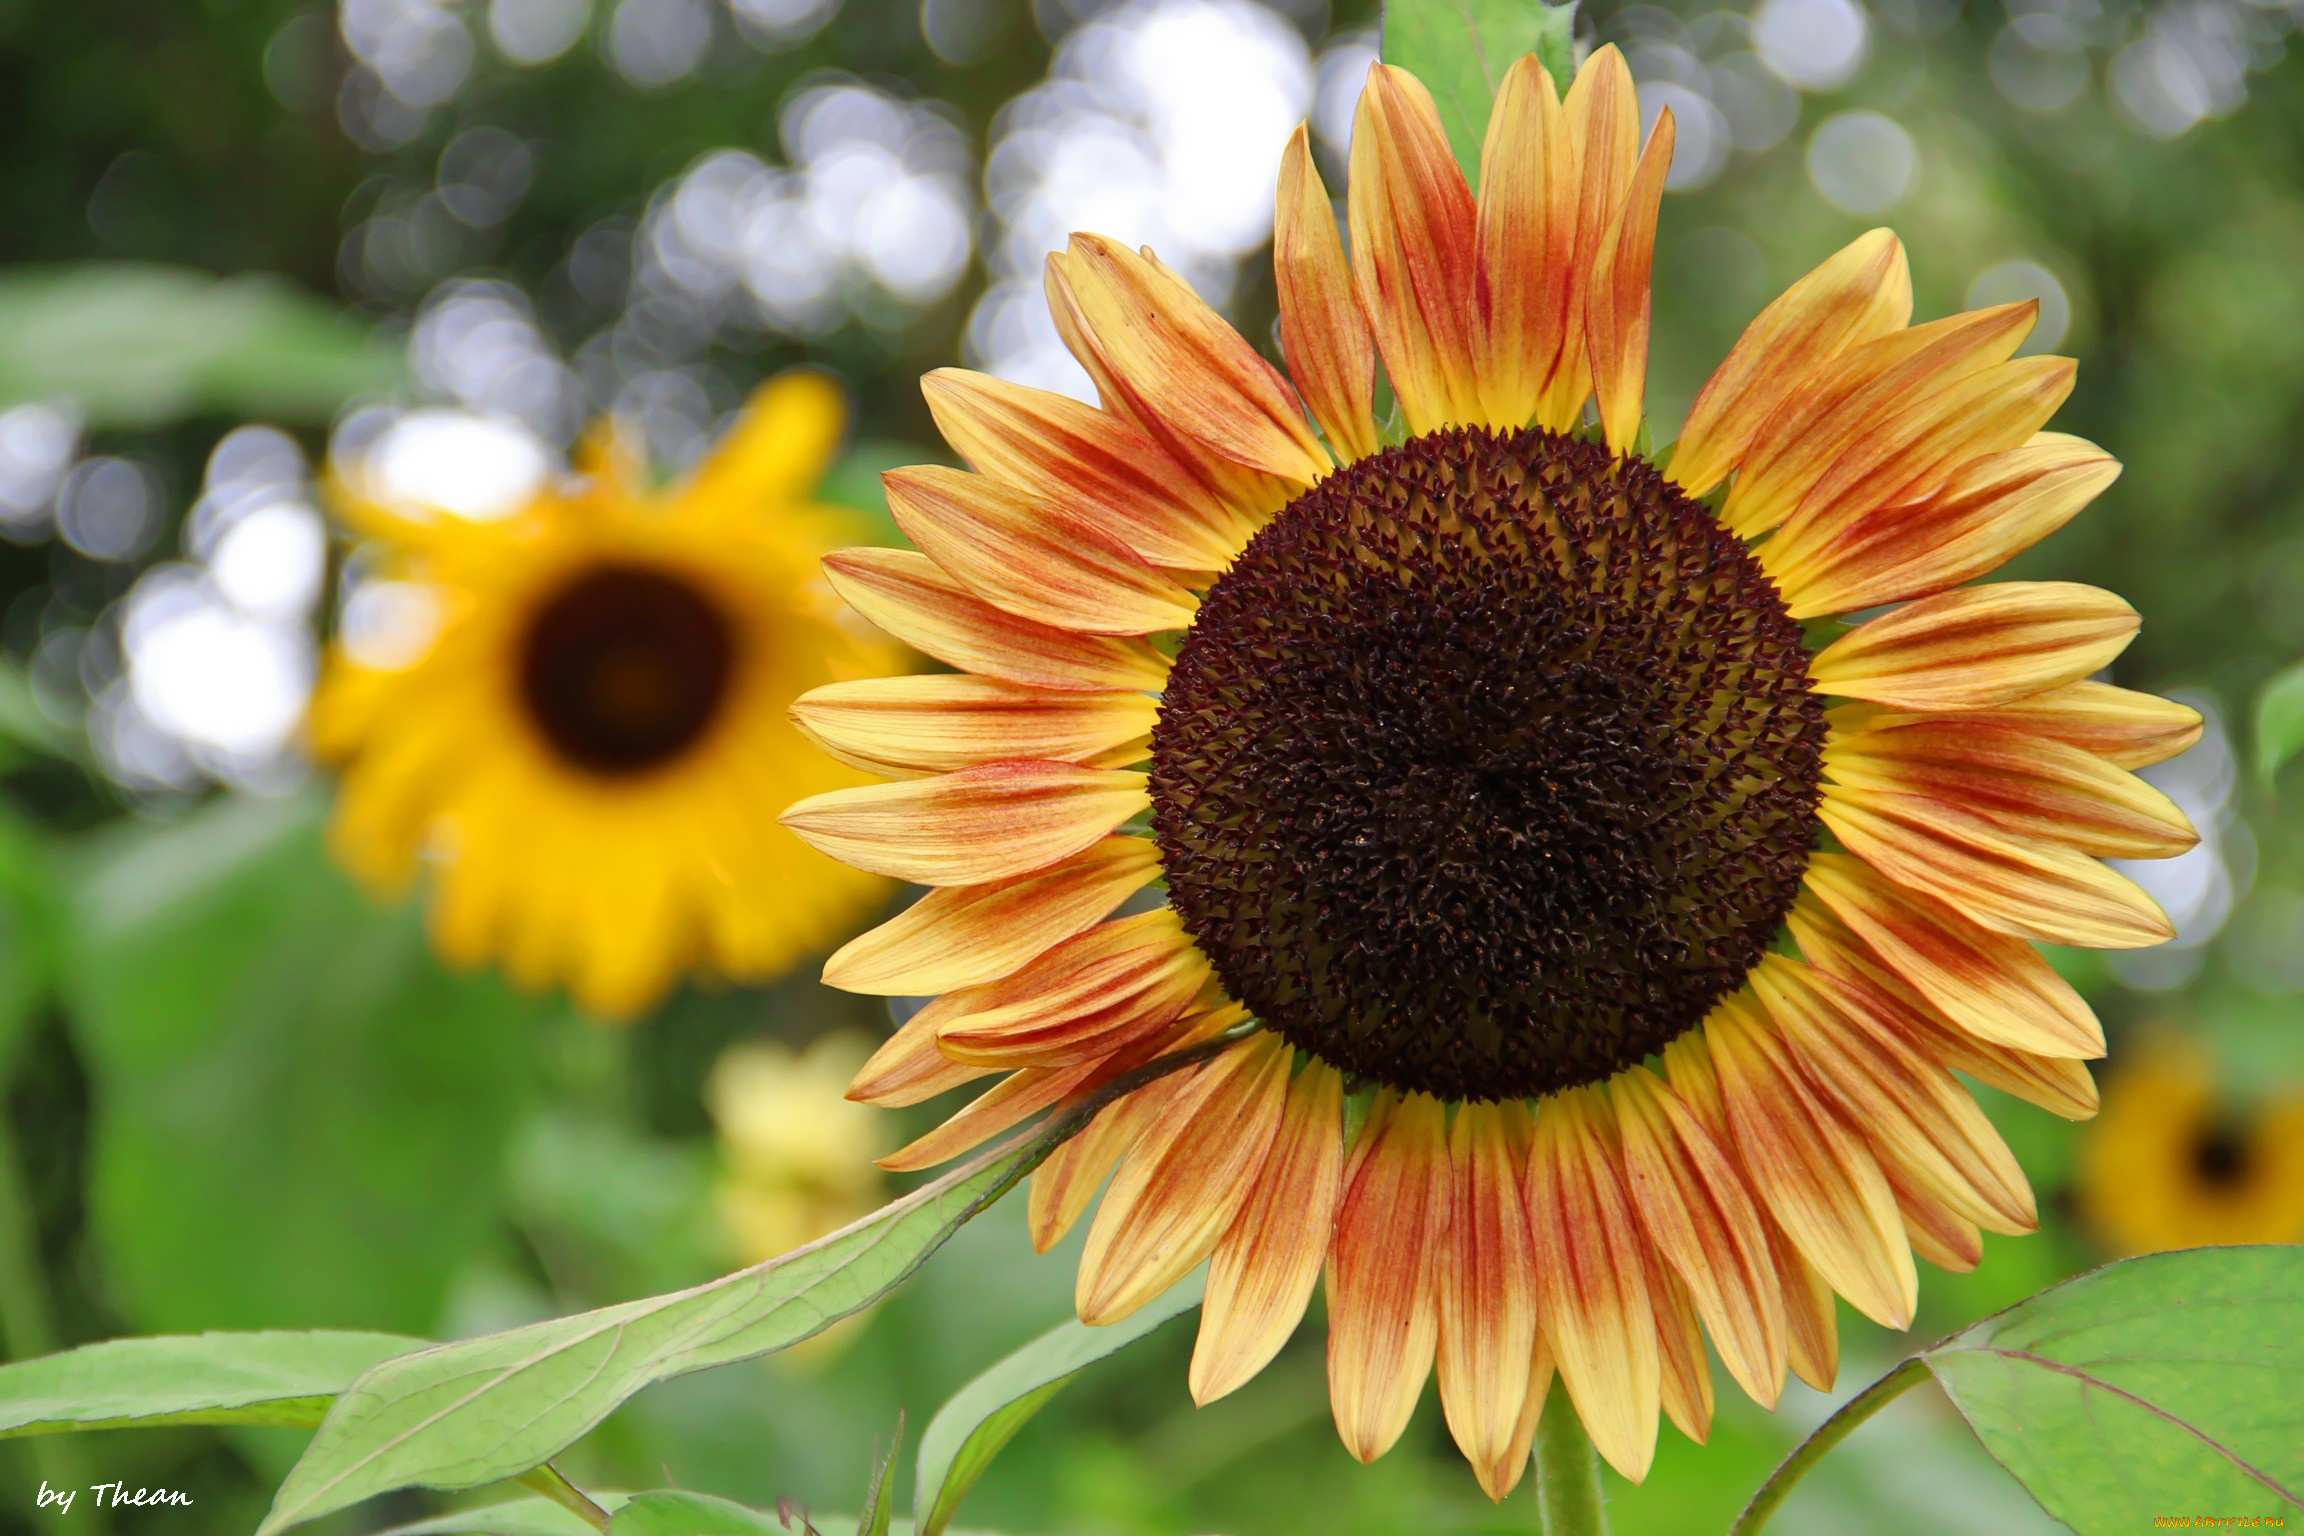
[1729,1356,1932,1535]
[0,1099,103,1534]
[515,1464,610,1532]
[1534,1390,1607,1536]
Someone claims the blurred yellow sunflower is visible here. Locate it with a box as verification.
[2076,1035,2304,1255]
[312,373,893,1017]
[782,48,2201,1494]
[711,1031,888,1264]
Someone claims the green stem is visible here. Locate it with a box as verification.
[0,1095,102,1535]
[516,1464,612,1532]
[1729,1356,1932,1536]
[1534,1389,1607,1536]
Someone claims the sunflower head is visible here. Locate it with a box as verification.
[312,372,895,1018]
[2076,1035,2304,1255]
[785,45,2202,1496]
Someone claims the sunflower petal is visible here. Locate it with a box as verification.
[934,908,1211,1069]
[1819,788,2174,949]
[679,369,846,509]
[1751,955,2037,1236]
[921,369,1250,573]
[822,548,1168,693]
[1473,54,1574,430]
[1438,1101,1540,1501]
[1526,1087,1660,1483]
[1612,1065,1787,1410]
[1349,63,1482,432]
[1054,235,1330,487]
[1668,229,1911,498]
[1707,993,1917,1329]
[1898,1181,1985,1273]
[1722,303,2037,539]
[1768,1223,1840,1391]
[1770,433,2122,619]
[1588,107,1675,453]
[1785,891,2100,1120]
[880,1060,1094,1172]
[1826,714,2196,860]
[1537,46,1640,431]
[846,1002,993,1108]
[1650,1262,1714,1444]
[884,466,1197,637]
[1809,581,2139,711]
[823,836,1161,996]
[1028,1074,1170,1252]
[1276,126,1378,463]
[1327,1089,1448,1463]
[1865,681,2203,771]
[793,675,1156,778]
[782,761,1149,887]
[1192,1059,1346,1405]
[1076,1034,1293,1324]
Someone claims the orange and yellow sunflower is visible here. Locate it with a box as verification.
[782,49,2200,1493]
[313,373,893,1018]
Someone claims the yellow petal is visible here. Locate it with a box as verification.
[1275,126,1379,463]
[1770,433,2122,619]
[1027,1073,1171,1252]
[933,908,1210,1069]
[1611,1065,1787,1410]
[1526,1087,1660,1484]
[1588,107,1675,453]
[822,548,1169,693]
[1473,54,1574,429]
[680,368,845,509]
[1669,228,1911,498]
[921,368,1251,573]
[781,762,1149,886]
[1706,993,1917,1330]
[1864,681,2202,771]
[822,836,1161,996]
[846,1002,993,1108]
[1819,788,2174,950]
[1054,235,1330,487]
[1326,1089,1447,1463]
[1809,581,2139,711]
[1076,1034,1292,1323]
[1437,1101,1540,1501]
[1536,46,1640,431]
[1650,1261,1714,1445]
[1191,1058,1346,1404]
[791,675,1156,779]
[884,466,1197,637]
[1349,63,1482,432]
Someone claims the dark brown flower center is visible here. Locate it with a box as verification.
[519,563,736,775]
[1149,425,1826,1101]
[2192,1119,2253,1188]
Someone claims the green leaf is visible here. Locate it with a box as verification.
[914,1274,1203,1536]
[856,1413,903,1536]
[379,1495,630,1536]
[262,1114,1084,1531]
[2255,658,2304,783]
[0,1331,423,1437]
[1923,1245,2303,1532]
[62,791,543,1338]
[0,263,402,428]
[1381,0,1578,181]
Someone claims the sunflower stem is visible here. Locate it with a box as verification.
[1729,1355,1933,1535]
[1533,1388,1607,1536]
[515,1464,610,1532]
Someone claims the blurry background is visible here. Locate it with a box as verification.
[2,0,2303,1530]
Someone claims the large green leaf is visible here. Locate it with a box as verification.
[1381,0,1578,182]
[1924,1245,2303,1531]
[914,1274,1203,1536]
[256,1075,1181,1536]
[0,263,401,427]
[62,791,542,1338]
[2256,658,2304,783]
[609,1491,784,1535]
[0,1331,422,1436]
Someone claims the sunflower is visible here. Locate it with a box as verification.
[2076,1035,2304,1255]
[782,50,2203,1493]
[312,372,893,1018]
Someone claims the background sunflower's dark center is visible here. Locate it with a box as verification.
[2191,1119,2254,1187]
[1149,425,1827,1102]
[519,563,736,775]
